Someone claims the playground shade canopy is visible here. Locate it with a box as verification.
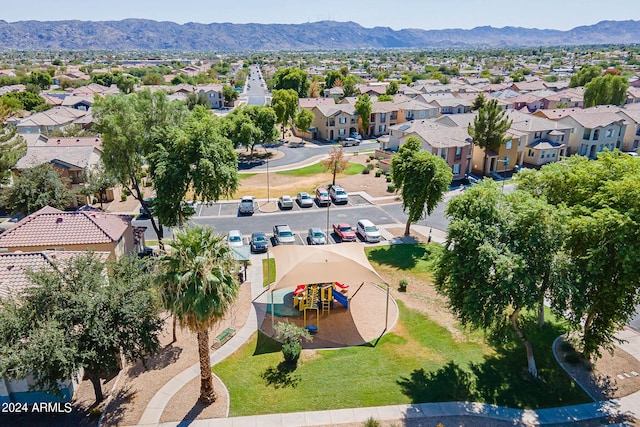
[269,243,385,290]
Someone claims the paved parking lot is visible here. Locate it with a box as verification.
[194,195,372,218]
[240,228,386,252]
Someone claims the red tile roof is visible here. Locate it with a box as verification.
[0,207,131,249]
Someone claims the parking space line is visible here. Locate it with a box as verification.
[217,204,222,216]
[197,203,204,217]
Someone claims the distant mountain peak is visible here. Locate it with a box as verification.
[0,19,638,51]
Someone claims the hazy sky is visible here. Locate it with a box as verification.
[4,0,640,30]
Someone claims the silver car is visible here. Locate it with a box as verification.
[307,227,326,245]
[296,192,314,208]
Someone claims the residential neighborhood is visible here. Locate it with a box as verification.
[1,9,640,427]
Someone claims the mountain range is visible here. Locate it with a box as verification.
[0,19,639,51]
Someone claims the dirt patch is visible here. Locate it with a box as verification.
[159,374,228,423]
[236,154,394,199]
[99,281,252,426]
[556,335,640,401]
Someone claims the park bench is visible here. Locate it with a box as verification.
[212,327,236,349]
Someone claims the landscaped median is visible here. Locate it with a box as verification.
[214,243,591,416]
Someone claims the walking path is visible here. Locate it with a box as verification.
[127,182,640,426]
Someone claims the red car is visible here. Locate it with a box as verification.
[332,223,357,242]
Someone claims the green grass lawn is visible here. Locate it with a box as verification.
[238,173,257,180]
[276,162,365,177]
[215,244,589,416]
[262,258,275,286]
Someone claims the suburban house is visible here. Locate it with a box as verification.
[507,111,571,166]
[0,250,109,404]
[615,107,640,152]
[395,99,438,122]
[368,101,400,137]
[61,95,95,111]
[309,104,359,141]
[323,86,344,99]
[196,83,224,109]
[15,107,91,135]
[0,206,145,260]
[383,119,473,180]
[539,106,628,158]
[425,96,473,115]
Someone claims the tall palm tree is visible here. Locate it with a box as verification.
[156,225,239,403]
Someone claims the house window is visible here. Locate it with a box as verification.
[593,129,600,141]
[379,125,386,133]
[583,128,591,140]
[452,164,460,175]
[455,146,462,160]
[339,117,346,124]
[552,152,556,157]
[606,128,613,138]
[534,131,542,139]
[380,113,386,122]
[528,149,534,157]
[506,140,512,150]
[540,150,545,158]
[339,129,346,136]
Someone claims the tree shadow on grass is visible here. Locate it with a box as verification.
[398,320,592,409]
[260,361,301,389]
[367,244,430,270]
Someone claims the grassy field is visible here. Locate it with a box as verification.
[276,162,365,177]
[215,244,589,416]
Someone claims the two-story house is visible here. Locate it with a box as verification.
[384,119,473,180]
[615,105,640,152]
[196,83,224,109]
[394,99,439,122]
[309,104,358,141]
[507,111,571,166]
[368,101,399,137]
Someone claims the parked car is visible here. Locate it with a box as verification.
[340,137,359,147]
[278,195,294,210]
[250,232,268,253]
[349,132,362,140]
[227,230,244,247]
[273,224,295,245]
[332,223,357,242]
[315,187,331,206]
[356,219,381,243]
[296,192,314,208]
[329,185,349,204]
[138,197,156,219]
[239,196,255,215]
[307,227,326,245]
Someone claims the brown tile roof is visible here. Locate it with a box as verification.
[0,251,110,299]
[0,207,131,249]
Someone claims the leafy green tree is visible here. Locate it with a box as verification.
[1,91,48,112]
[569,65,602,88]
[342,75,358,97]
[156,226,240,403]
[148,106,238,228]
[325,70,342,89]
[377,94,393,102]
[294,108,314,134]
[0,112,26,185]
[583,74,629,107]
[391,136,453,235]
[222,106,277,154]
[141,73,164,86]
[91,72,115,87]
[26,70,53,90]
[222,84,238,107]
[468,98,512,175]
[81,163,113,208]
[45,124,97,138]
[386,81,399,95]
[114,73,137,94]
[516,152,640,358]
[435,181,566,378]
[2,163,72,214]
[271,89,298,139]
[0,253,162,403]
[471,93,486,111]
[186,92,209,110]
[355,94,372,137]
[321,146,347,187]
[93,90,188,245]
[271,67,309,98]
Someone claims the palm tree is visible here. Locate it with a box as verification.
[156,226,240,403]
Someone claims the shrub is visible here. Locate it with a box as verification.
[120,193,127,202]
[122,187,131,196]
[363,417,381,427]
[366,163,374,171]
[282,341,302,363]
[362,168,370,174]
[387,184,396,192]
[375,169,382,177]
[369,154,375,160]
[89,407,102,419]
[386,175,392,182]
[399,279,408,292]
[144,179,152,187]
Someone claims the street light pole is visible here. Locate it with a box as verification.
[326,201,330,244]
[266,155,270,202]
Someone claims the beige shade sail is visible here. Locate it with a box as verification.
[269,243,386,290]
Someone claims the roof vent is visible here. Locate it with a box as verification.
[56,217,63,224]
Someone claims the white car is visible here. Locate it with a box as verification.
[226,230,244,247]
[329,185,349,204]
[340,137,359,147]
[356,219,381,243]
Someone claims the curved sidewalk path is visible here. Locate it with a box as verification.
[132,224,640,427]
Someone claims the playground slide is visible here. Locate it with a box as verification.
[333,291,349,308]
